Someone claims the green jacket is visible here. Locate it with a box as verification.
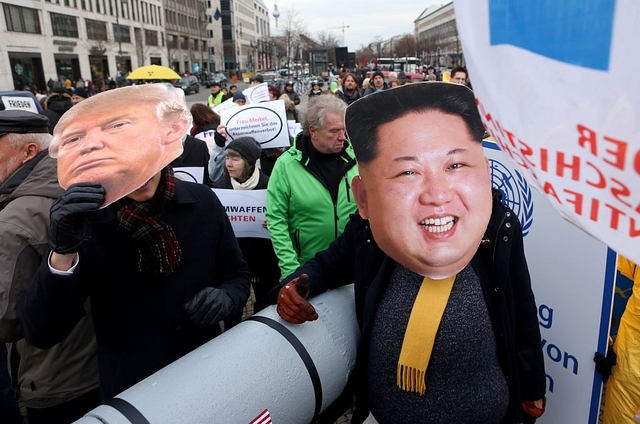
[266,134,359,278]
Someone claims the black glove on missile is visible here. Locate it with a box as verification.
[184,287,235,328]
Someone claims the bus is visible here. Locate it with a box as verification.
[372,57,421,73]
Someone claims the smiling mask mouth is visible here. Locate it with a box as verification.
[420,216,455,233]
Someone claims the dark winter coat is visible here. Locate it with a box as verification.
[21,179,251,400]
[42,93,72,134]
[214,170,280,313]
[170,135,213,186]
[363,82,389,96]
[276,190,546,424]
[336,87,362,105]
[284,88,301,105]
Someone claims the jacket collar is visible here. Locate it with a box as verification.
[94,178,200,224]
[292,132,357,168]
[0,149,48,195]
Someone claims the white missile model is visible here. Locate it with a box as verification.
[74,284,359,423]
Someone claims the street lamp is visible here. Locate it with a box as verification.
[199,1,206,77]
[250,40,256,72]
[236,21,243,72]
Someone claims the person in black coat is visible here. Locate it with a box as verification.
[41,88,72,134]
[273,83,546,424]
[170,135,213,186]
[214,137,280,323]
[20,85,251,402]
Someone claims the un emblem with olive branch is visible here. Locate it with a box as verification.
[489,159,534,237]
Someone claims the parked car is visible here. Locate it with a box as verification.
[173,75,199,95]
[205,72,227,87]
[261,71,280,87]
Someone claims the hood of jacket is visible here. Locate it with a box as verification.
[45,96,73,114]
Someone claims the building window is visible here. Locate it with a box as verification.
[86,18,107,40]
[50,12,79,37]
[3,4,41,34]
[167,34,177,49]
[113,23,131,43]
[145,29,158,46]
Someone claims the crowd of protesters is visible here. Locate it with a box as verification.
[0,65,555,424]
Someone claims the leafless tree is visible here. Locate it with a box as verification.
[394,34,416,58]
[315,31,340,68]
[278,7,304,70]
[355,42,377,68]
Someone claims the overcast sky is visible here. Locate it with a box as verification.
[263,1,445,51]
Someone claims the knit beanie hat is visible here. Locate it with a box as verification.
[73,87,89,98]
[232,91,246,102]
[372,70,385,80]
[226,136,262,164]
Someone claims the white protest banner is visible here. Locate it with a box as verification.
[173,167,204,184]
[212,189,269,239]
[212,97,237,115]
[484,140,617,424]
[455,0,640,265]
[288,120,302,139]
[242,82,270,104]
[220,100,290,149]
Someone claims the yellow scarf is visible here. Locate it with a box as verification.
[397,275,456,395]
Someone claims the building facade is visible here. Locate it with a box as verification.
[219,0,269,77]
[414,1,465,69]
[1,0,167,91]
[164,0,213,76]
[252,0,270,71]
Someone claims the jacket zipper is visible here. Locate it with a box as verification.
[492,211,509,267]
[344,177,351,203]
[333,203,339,239]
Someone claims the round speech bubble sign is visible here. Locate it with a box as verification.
[225,106,284,145]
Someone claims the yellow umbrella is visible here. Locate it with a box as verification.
[127,65,181,80]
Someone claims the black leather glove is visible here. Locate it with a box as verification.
[184,287,235,328]
[49,183,105,254]
[594,348,617,383]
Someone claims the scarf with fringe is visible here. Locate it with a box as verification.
[397,275,455,395]
[115,167,182,276]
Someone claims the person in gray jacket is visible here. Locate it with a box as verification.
[0,110,99,423]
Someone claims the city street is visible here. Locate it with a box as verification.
[184,79,310,114]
